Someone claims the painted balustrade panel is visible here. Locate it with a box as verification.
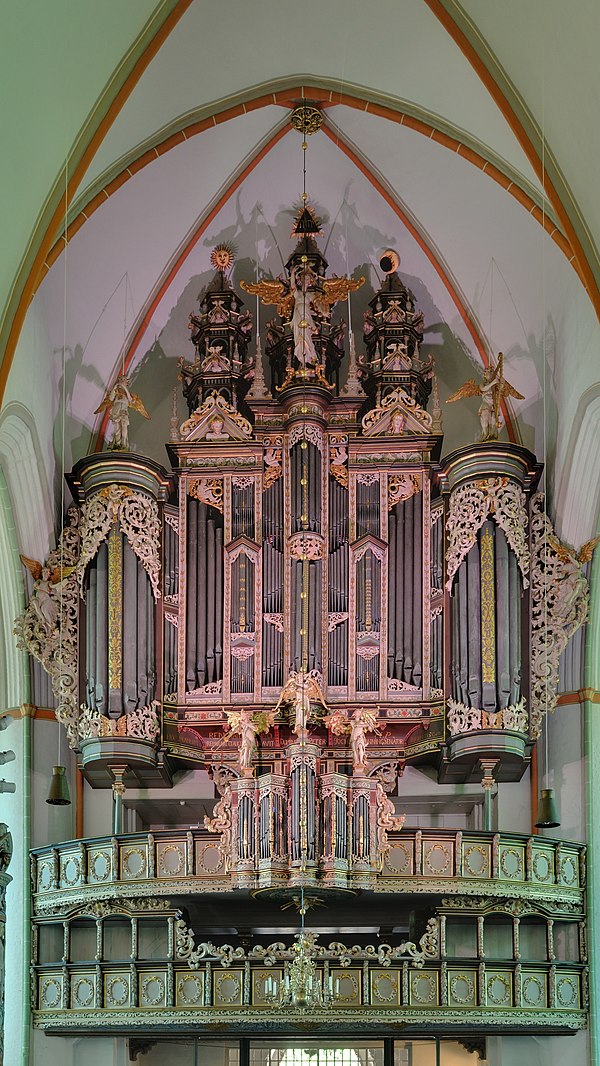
[31,830,586,906]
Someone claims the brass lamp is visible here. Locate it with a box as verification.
[46,765,71,806]
[535,787,559,829]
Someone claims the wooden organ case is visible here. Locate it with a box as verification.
[30,227,590,1042]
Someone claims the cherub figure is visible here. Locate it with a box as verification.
[446,353,523,442]
[275,671,328,740]
[95,373,150,450]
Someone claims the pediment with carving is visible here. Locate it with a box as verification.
[179,392,253,442]
[361,387,433,437]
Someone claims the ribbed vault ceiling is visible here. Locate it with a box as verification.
[1,0,598,546]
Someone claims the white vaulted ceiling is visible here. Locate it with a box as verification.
[1,0,599,551]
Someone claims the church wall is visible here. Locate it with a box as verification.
[486,1032,590,1065]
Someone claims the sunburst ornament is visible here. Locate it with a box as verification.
[290,201,323,239]
[210,243,235,273]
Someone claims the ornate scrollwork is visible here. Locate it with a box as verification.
[361,387,433,436]
[329,436,348,489]
[388,473,420,510]
[78,701,160,742]
[288,423,324,452]
[188,477,224,514]
[288,531,324,560]
[376,782,406,863]
[176,916,439,973]
[14,508,81,745]
[77,486,161,599]
[529,493,599,737]
[446,697,528,736]
[204,786,232,867]
[445,477,530,591]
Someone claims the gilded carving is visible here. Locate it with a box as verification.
[78,702,160,743]
[387,473,420,510]
[203,786,232,867]
[446,698,528,736]
[188,477,224,514]
[362,387,433,437]
[77,486,161,600]
[263,436,283,490]
[179,392,252,441]
[14,507,81,745]
[329,437,349,489]
[445,478,530,591]
[529,492,599,737]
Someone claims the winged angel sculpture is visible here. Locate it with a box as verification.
[446,353,523,442]
[222,708,277,775]
[242,266,363,371]
[19,555,75,631]
[95,373,150,450]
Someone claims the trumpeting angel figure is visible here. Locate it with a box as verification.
[95,373,150,450]
[446,353,523,442]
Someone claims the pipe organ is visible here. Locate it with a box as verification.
[24,207,592,1041]
[62,220,547,813]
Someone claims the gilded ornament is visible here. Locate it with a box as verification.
[529,492,599,737]
[445,477,529,591]
[14,508,82,745]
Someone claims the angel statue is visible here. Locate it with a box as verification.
[446,353,524,442]
[19,555,75,631]
[275,671,328,741]
[547,533,600,626]
[222,708,276,775]
[95,373,150,450]
[241,269,364,372]
[325,707,380,774]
